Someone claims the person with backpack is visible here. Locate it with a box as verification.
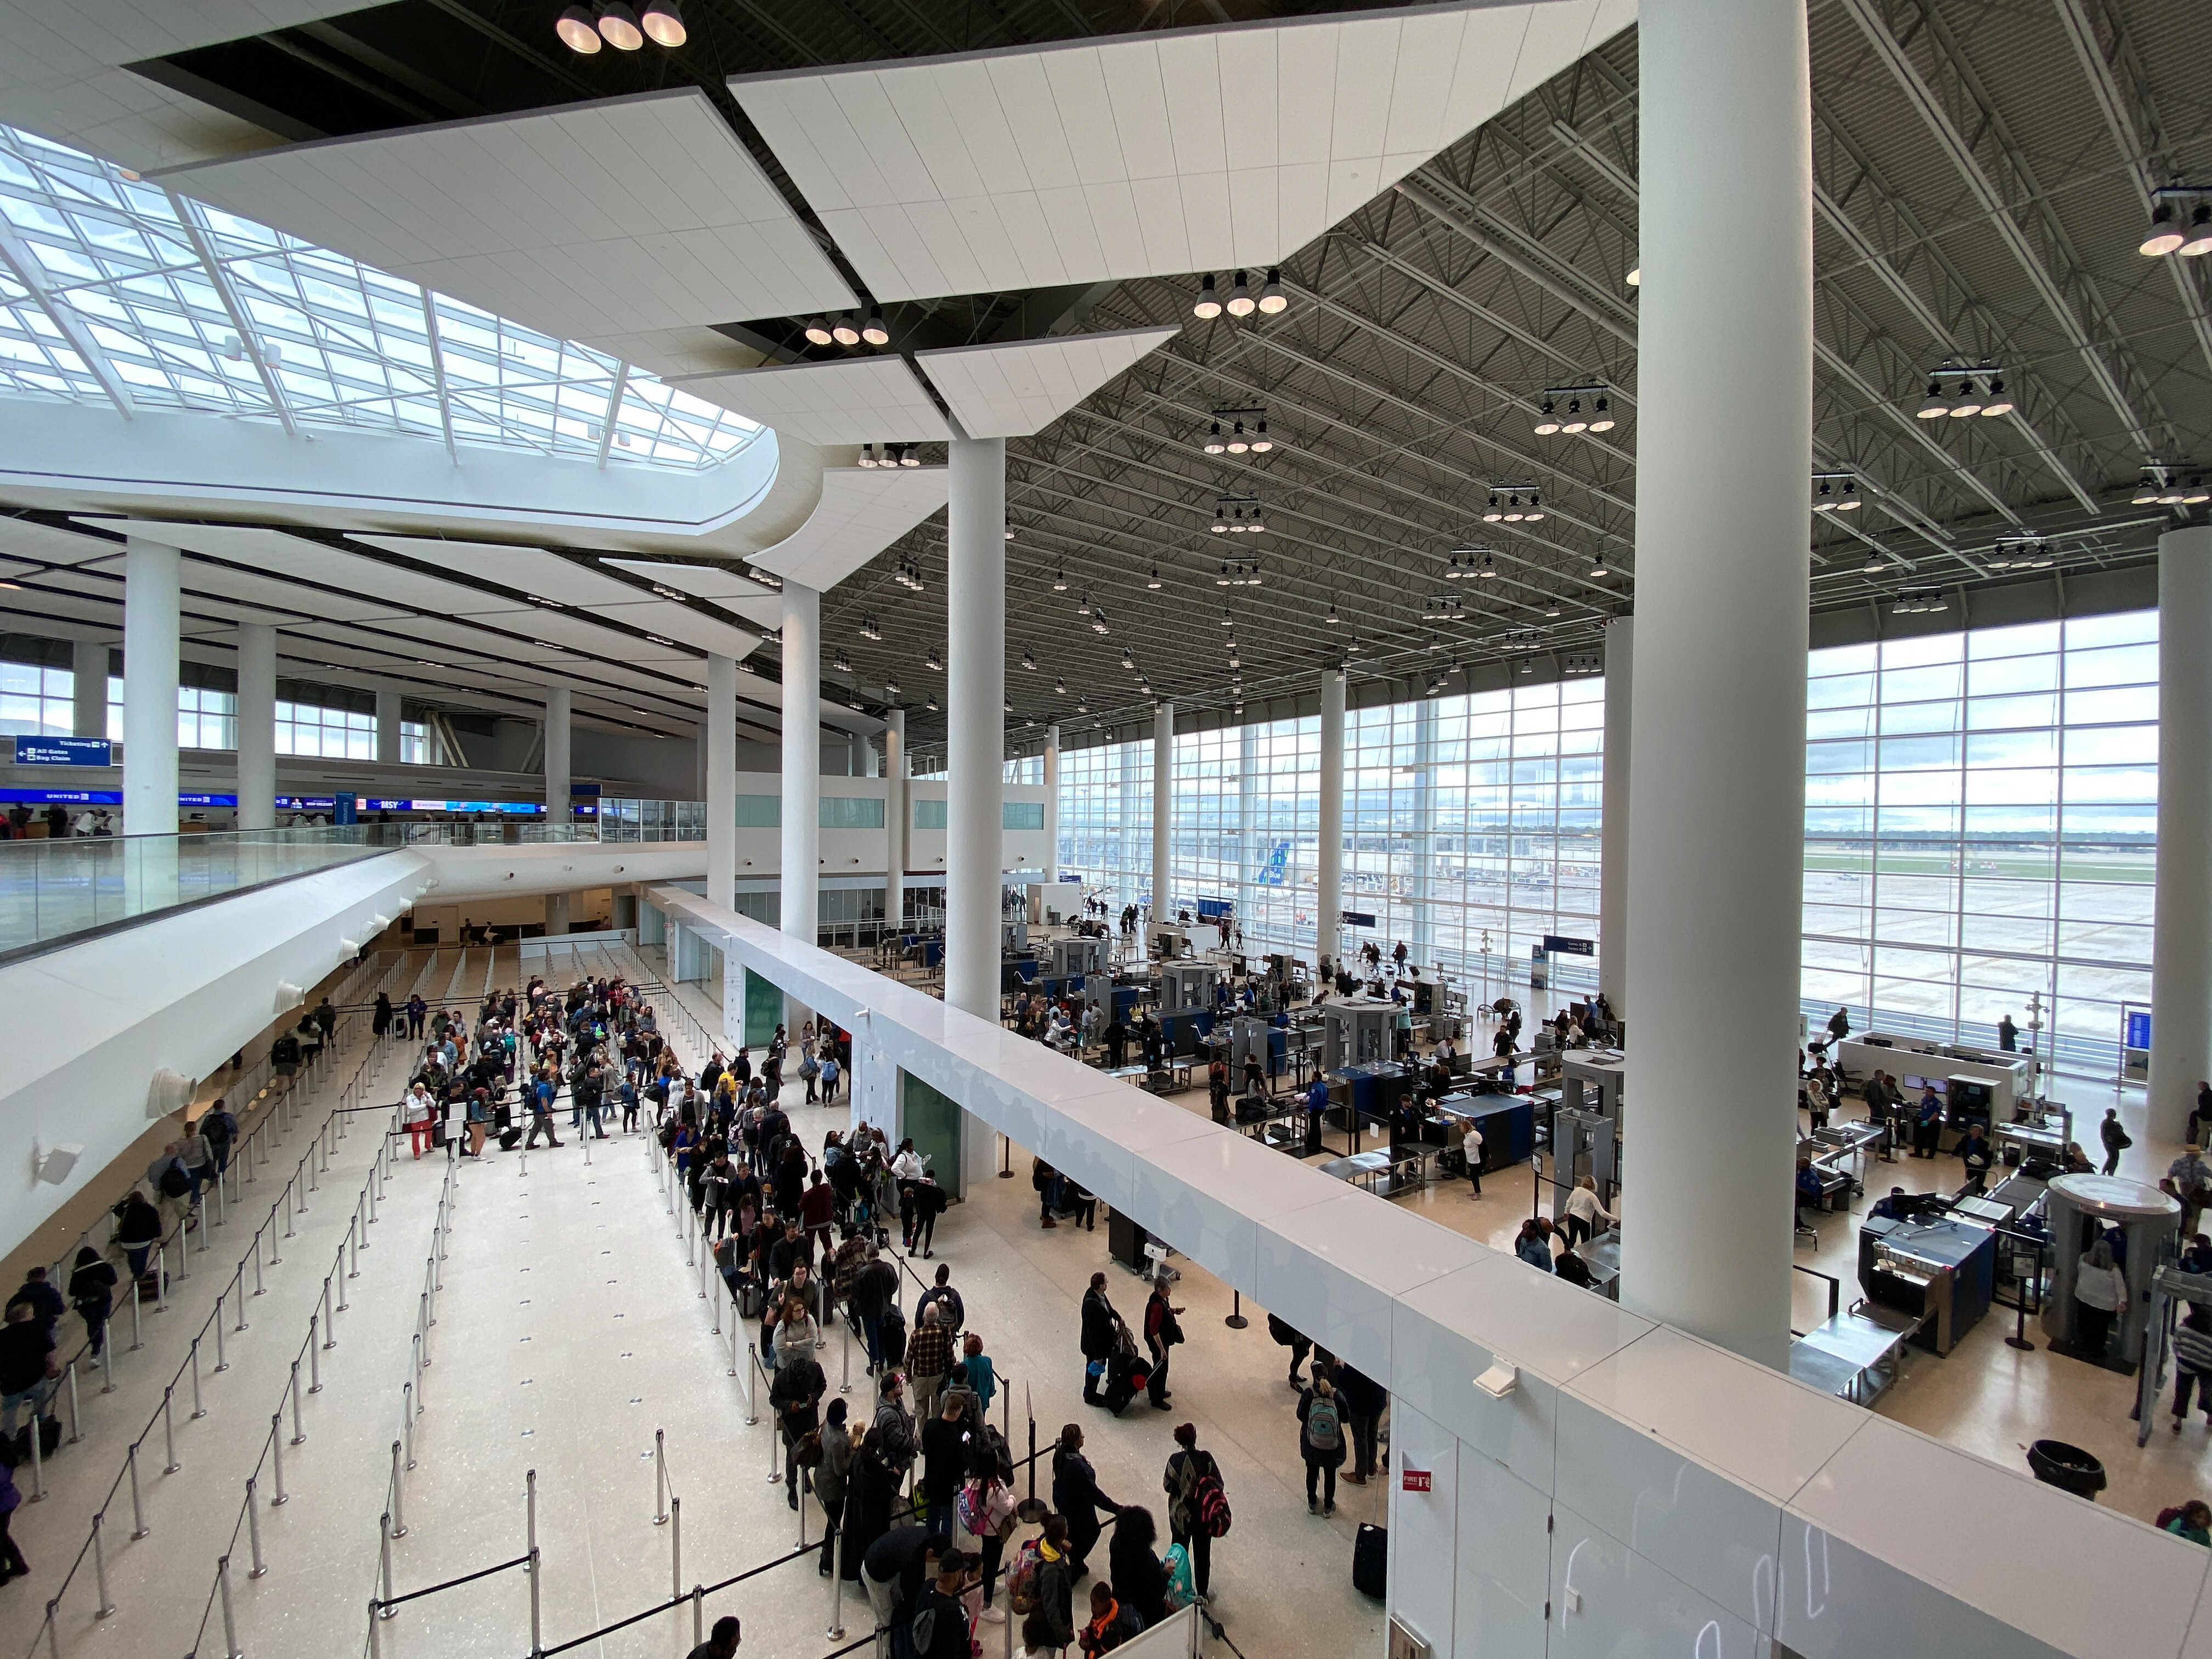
[1051,1423,1122,1577]
[1021,1514,1080,1653]
[958,1444,1017,1623]
[66,1248,117,1368]
[902,1550,976,1659]
[1077,1579,1143,1658]
[1297,1374,1347,1516]
[0,1304,58,1441]
[820,1051,842,1103]
[919,1394,970,1539]
[1334,1361,1387,1486]
[1106,1507,1170,1628]
[771,1340,827,1511]
[1163,1424,1226,1601]
[116,1192,162,1280]
[202,1099,237,1176]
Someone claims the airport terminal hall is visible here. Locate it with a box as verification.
[9,1,2212,1656]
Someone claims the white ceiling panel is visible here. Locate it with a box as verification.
[599,599,760,664]
[731,3,1621,300]
[916,326,1180,438]
[605,559,786,631]
[462,606,701,664]
[748,466,950,593]
[155,89,857,344]
[672,354,951,446]
[71,519,517,619]
[347,535,657,610]
[0,517,129,569]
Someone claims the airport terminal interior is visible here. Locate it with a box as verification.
[2,2,2211,1657]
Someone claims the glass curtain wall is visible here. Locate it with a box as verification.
[1055,610,2158,1079]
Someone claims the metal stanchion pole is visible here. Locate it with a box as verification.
[379,1513,398,1618]
[25,1401,44,1500]
[215,1296,230,1371]
[65,1364,81,1444]
[798,1469,810,1548]
[254,1235,267,1296]
[92,1511,115,1617]
[745,1344,759,1425]
[162,1386,179,1473]
[128,1443,148,1537]
[529,1546,542,1655]
[284,1178,297,1239]
[527,1468,538,1566]
[348,1212,361,1283]
[219,1555,241,1659]
[403,1381,416,1467]
[190,1340,206,1418]
[129,1279,143,1349]
[654,1429,670,1524]
[391,1441,407,1537]
[309,1315,322,1394]
[270,1414,288,1504]
[324,1278,337,1347]
[840,1310,853,1395]
[693,1585,705,1646]
[155,1240,168,1310]
[247,1476,267,1577]
[290,1363,306,1444]
[827,1513,846,1637]
[670,1496,682,1602]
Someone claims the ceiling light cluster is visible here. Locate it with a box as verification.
[1021,647,1036,670]
[859,442,920,468]
[1914,365,2013,420]
[1985,535,2054,571]
[2130,464,2210,505]
[858,615,882,641]
[1203,407,1274,454]
[1443,547,1499,580]
[1532,383,1615,437]
[925,647,944,672]
[1563,653,1603,677]
[1421,596,1472,622]
[1215,560,1263,587]
[1892,588,1950,616]
[1211,497,1267,534]
[892,557,925,591]
[803,309,890,348]
[2139,188,2212,258]
[1811,473,1863,512]
[831,648,850,673]
[1192,269,1288,320]
[557,1,684,52]
[1146,565,1163,590]
[1481,488,1544,523]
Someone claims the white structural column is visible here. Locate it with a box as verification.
[706,653,738,911]
[543,687,571,828]
[1316,668,1346,974]
[235,623,276,832]
[71,639,107,738]
[375,687,403,767]
[883,707,907,935]
[781,582,822,964]
[1620,0,1814,1370]
[1151,702,1174,922]
[1043,722,1061,887]
[2152,524,2212,1142]
[122,537,180,838]
[1599,617,1634,1015]
[944,437,1006,1027]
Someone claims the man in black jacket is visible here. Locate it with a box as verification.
[771,1351,827,1510]
[1080,1273,1119,1406]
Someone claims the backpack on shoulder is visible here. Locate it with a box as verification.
[1305,1395,1342,1452]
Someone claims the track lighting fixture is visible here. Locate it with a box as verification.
[1076,594,1092,616]
[885,677,899,696]
[1810,472,1862,512]
[1090,607,1111,635]
[1055,676,1066,695]
[1588,560,1610,579]
[1480,487,1543,523]
[1860,555,1888,576]
[926,694,939,712]
[1443,546,1498,580]
[926,648,943,672]
[1052,567,1068,592]
[857,443,877,468]
[1257,268,1286,314]
[861,307,890,346]
[1542,598,1563,618]
[1326,602,1341,627]
[1913,364,2012,419]
[832,648,850,673]
[1121,651,1135,670]
[1533,383,1613,438]
[1420,596,1470,622]
[803,317,834,346]
[893,557,924,591]
[1214,560,1262,586]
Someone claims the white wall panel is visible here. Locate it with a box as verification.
[1387,1400,1462,1655]
[1549,1498,1766,1659]
[1451,1443,1554,1659]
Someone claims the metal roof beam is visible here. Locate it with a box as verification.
[165,191,296,439]
[0,217,134,418]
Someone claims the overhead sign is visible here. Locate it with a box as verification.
[2126,1011,2152,1050]
[1401,1469,1432,1493]
[14,737,112,766]
[1543,935,1595,956]
[0,788,120,805]
[1341,910,1377,929]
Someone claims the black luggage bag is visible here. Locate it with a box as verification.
[1353,1522,1387,1598]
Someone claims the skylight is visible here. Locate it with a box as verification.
[0,124,763,473]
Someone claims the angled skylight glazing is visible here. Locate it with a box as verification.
[0,124,763,472]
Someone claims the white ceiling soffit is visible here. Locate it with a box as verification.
[154,89,858,348]
[729,1,1633,302]
[915,325,1181,439]
[747,465,951,594]
[672,354,952,447]
[604,558,782,606]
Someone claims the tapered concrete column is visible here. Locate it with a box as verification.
[1151,702,1174,924]
[122,538,180,838]
[375,687,403,766]
[71,639,108,738]
[1316,668,1346,974]
[945,437,1006,1026]
[781,583,821,965]
[235,623,276,832]
[883,708,907,935]
[1045,723,1062,887]
[2153,525,2212,1143]
[543,687,571,829]
[1618,0,1814,1370]
[1599,617,1634,1016]
[706,653,738,911]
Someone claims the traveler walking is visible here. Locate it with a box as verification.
[1080,1274,1120,1406]
[1296,1375,1346,1516]
[1051,1423,1123,1576]
[1163,1424,1224,1600]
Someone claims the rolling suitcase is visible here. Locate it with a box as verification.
[499,1125,524,1150]
[1352,1523,1387,1598]
[1102,1349,1149,1414]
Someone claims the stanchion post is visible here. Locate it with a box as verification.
[25,1401,44,1500]
[654,1429,669,1524]
[215,1296,230,1369]
[129,1278,144,1350]
[403,1381,416,1468]
[745,1344,759,1425]
[190,1340,205,1418]
[128,1442,148,1537]
[1225,1289,1249,1330]
[840,1306,852,1394]
[378,1513,398,1618]
[309,1314,322,1394]
[65,1363,81,1444]
[670,1495,682,1603]
[92,1511,115,1617]
[828,1510,846,1637]
[529,1546,542,1654]
[155,1240,168,1310]
[247,1477,267,1577]
[391,1441,407,1537]
[325,1276,337,1346]
[161,1386,179,1474]
[219,1555,241,1659]
[693,1585,705,1647]
[270,1415,288,1504]
[289,1361,306,1444]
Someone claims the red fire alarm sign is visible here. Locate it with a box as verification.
[1402,1469,1432,1493]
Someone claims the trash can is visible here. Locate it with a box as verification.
[2027,1439,2107,1500]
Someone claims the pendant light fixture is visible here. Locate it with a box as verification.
[861,308,890,346]
[640,0,686,45]
[1147,565,1163,590]
[1225,271,1256,318]
[831,314,861,346]
[595,2,644,49]
[1257,269,1287,314]
[803,317,834,346]
[556,5,602,50]
[1192,275,1222,319]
